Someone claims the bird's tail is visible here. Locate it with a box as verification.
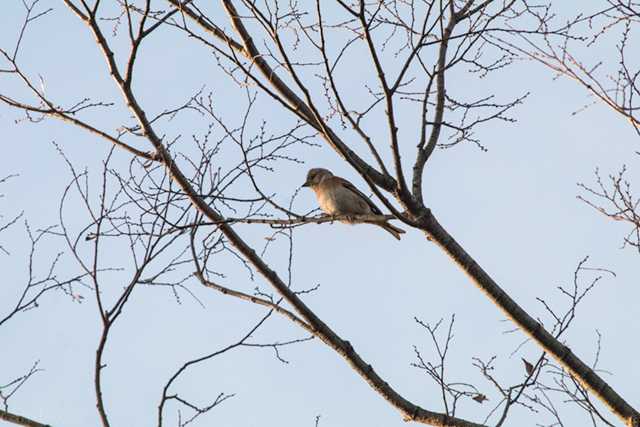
[377,221,406,240]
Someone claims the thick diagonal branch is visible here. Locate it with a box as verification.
[415,207,640,427]
[0,410,51,427]
[166,0,397,193]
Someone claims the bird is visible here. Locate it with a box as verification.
[302,168,406,240]
[521,357,535,376]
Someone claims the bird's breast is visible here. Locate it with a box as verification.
[314,184,371,217]
[315,187,340,215]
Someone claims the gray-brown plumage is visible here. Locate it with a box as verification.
[302,168,405,240]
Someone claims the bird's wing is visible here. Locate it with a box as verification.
[334,176,383,215]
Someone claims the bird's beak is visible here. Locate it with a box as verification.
[301,181,311,188]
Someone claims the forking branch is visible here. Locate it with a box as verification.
[0,1,638,426]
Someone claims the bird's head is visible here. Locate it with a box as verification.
[302,168,333,188]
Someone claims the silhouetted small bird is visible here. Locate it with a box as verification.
[302,168,405,240]
[472,393,488,404]
[522,357,535,376]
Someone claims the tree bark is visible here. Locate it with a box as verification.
[0,410,52,427]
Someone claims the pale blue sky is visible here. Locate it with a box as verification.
[1,2,638,427]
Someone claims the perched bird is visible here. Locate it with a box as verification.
[302,168,406,240]
[472,393,488,404]
[521,358,535,376]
